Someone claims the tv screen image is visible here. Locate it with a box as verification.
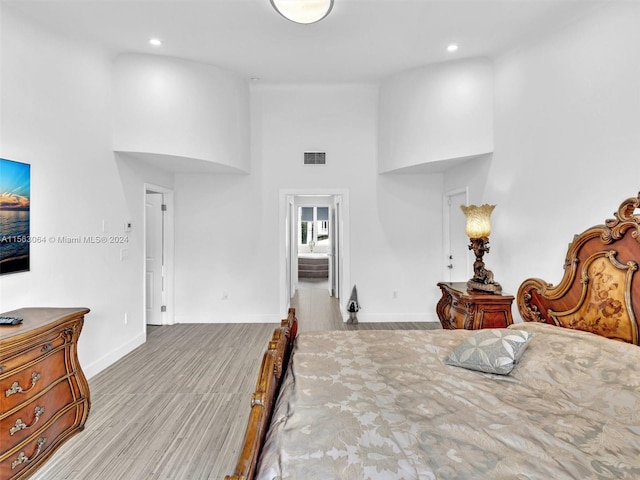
[0,158,31,275]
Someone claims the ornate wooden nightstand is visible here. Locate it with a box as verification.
[436,282,514,330]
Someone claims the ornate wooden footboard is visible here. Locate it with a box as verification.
[517,192,639,344]
[225,308,297,480]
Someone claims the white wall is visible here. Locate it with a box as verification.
[443,155,492,206]
[113,54,250,173]
[0,7,146,377]
[488,3,640,305]
[114,152,176,323]
[174,84,443,324]
[379,58,493,173]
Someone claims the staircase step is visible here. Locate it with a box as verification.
[299,270,329,278]
[298,257,328,266]
[298,264,328,271]
[298,255,328,278]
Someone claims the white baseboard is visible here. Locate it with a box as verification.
[347,312,440,324]
[83,332,145,380]
[174,313,283,324]
[175,312,442,324]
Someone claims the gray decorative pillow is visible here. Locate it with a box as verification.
[445,329,533,375]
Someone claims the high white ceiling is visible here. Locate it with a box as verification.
[5,0,606,83]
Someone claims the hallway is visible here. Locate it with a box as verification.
[290,278,342,331]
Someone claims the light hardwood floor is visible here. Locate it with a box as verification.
[29,285,439,480]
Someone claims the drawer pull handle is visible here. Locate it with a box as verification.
[5,372,42,397]
[11,437,47,470]
[41,343,53,353]
[9,406,45,435]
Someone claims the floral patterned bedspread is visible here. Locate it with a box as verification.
[255,323,640,480]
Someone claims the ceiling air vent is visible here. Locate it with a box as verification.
[304,152,326,165]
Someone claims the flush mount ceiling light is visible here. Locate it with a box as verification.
[270,0,334,24]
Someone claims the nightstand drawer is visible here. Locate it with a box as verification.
[442,302,467,329]
[473,304,513,329]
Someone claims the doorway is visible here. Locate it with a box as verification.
[443,188,470,282]
[144,184,174,326]
[279,189,350,320]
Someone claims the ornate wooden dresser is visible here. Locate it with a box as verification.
[0,307,90,479]
[437,282,514,329]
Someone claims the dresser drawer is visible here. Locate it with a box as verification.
[0,378,76,455]
[0,326,70,377]
[1,349,69,411]
[0,405,79,480]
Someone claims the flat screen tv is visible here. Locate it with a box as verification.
[0,158,31,275]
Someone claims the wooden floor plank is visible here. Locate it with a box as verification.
[29,288,440,479]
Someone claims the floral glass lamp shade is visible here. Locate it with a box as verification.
[270,0,334,24]
[460,204,502,294]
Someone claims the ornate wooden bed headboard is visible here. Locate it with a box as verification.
[517,192,640,345]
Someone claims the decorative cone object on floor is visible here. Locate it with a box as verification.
[347,285,360,324]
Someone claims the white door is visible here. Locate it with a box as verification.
[445,190,470,282]
[331,197,342,299]
[145,192,164,325]
[327,205,334,296]
[287,197,296,301]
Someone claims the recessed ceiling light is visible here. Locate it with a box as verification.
[447,44,459,52]
[149,38,162,47]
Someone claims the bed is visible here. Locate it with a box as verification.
[226,192,640,480]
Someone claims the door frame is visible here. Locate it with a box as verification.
[279,188,350,320]
[442,187,470,282]
[143,183,175,328]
